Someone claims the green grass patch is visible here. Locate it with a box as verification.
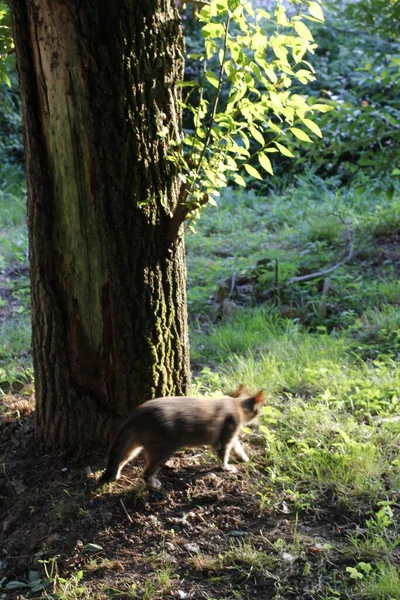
[1,160,399,600]
[0,164,27,268]
[187,177,400,599]
[0,164,31,387]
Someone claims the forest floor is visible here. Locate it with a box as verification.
[0,395,382,600]
[1,180,400,599]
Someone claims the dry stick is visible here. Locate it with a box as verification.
[229,271,237,296]
[286,221,354,286]
[274,259,280,301]
[318,277,332,318]
[180,0,210,7]
[120,499,133,523]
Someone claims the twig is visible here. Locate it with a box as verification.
[318,277,332,318]
[229,271,237,296]
[178,0,210,8]
[120,499,133,523]
[189,11,231,189]
[286,217,354,286]
[274,259,279,287]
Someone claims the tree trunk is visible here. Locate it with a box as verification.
[9,0,190,450]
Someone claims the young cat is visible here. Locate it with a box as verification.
[98,386,264,489]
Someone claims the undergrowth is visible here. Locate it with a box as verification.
[0,163,31,389]
[187,175,400,600]
[1,166,400,598]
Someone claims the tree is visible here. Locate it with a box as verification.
[9,0,326,451]
[9,0,190,450]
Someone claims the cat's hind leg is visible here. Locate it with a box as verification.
[98,429,143,485]
[142,449,176,489]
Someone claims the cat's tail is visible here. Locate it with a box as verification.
[97,424,142,486]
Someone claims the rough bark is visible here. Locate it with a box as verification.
[9,0,190,450]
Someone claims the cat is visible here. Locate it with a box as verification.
[98,386,264,489]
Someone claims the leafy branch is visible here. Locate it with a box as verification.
[168,0,331,239]
[0,1,14,85]
[191,11,231,196]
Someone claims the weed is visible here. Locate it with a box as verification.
[354,562,400,599]
[188,537,277,585]
[51,489,88,522]
[101,563,179,600]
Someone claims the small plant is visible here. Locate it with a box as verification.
[1,570,49,594]
[39,557,87,599]
[169,0,331,232]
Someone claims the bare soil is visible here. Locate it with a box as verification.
[0,395,338,600]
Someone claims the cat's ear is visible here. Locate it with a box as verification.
[231,384,247,398]
[254,390,264,405]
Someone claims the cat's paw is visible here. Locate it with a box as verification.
[223,464,238,473]
[146,477,162,490]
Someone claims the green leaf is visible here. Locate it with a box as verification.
[308,2,324,22]
[275,6,289,27]
[269,91,283,111]
[256,9,271,20]
[201,23,225,38]
[296,68,313,84]
[264,68,277,83]
[199,5,211,21]
[176,80,200,88]
[85,543,103,552]
[302,118,322,137]
[0,72,10,87]
[5,581,29,590]
[244,163,263,180]
[205,71,220,89]
[267,120,283,135]
[228,0,241,10]
[289,127,312,143]
[259,152,274,175]
[30,583,46,593]
[358,562,372,574]
[239,130,250,150]
[232,173,246,187]
[293,20,314,42]
[346,567,363,580]
[244,2,255,17]
[310,103,334,113]
[249,126,265,145]
[274,142,294,158]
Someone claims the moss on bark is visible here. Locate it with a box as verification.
[10,0,190,450]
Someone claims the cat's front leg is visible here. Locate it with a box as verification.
[219,441,238,473]
[232,438,249,463]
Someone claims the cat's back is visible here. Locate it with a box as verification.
[134,395,237,424]
[131,395,239,447]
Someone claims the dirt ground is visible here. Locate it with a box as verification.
[0,392,338,600]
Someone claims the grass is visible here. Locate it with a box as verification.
[1,164,400,599]
[0,164,31,387]
[0,164,27,265]
[185,176,400,599]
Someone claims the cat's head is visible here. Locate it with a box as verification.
[238,389,264,423]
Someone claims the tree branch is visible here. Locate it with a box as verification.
[286,219,354,286]
[168,13,230,242]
